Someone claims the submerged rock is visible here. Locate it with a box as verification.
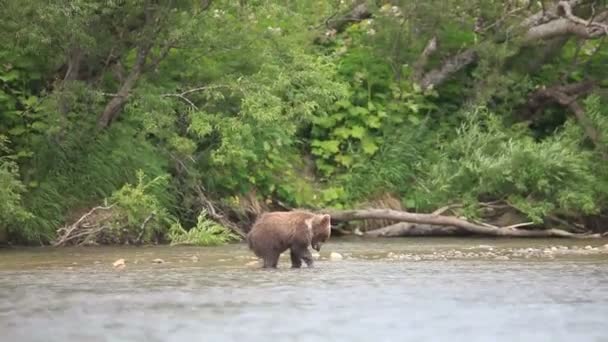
[113,259,125,267]
[330,252,343,261]
[152,258,165,264]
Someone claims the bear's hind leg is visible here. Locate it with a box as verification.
[263,252,280,268]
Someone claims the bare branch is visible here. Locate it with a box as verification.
[418,49,477,90]
[136,213,156,244]
[412,36,438,82]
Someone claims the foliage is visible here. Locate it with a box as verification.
[168,210,239,246]
[1,0,608,243]
[0,135,31,229]
[410,107,602,222]
[105,171,174,244]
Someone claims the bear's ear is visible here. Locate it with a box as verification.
[320,214,331,226]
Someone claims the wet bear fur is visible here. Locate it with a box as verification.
[247,211,331,268]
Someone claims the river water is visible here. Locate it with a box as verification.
[1,237,608,342]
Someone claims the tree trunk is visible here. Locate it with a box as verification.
[97,67,142,129]
[97,46,149,129]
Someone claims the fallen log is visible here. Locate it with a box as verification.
[365,223,467,237]
[327,209,600,238]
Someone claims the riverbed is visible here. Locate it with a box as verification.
[1,237,608,341]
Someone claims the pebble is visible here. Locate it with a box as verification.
[584,245,593,250]
[112,259,125,267]
[152,258,165,264]
[330,252,343,261]
[550,246,558,251]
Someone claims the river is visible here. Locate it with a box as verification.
[1,237,608,341]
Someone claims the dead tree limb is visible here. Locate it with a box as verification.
[53,205,115,246]
[195,185,246,238]
[413,1,607,90]
[136,213,156,244]
[520,79,605,154]
[417,49,478,90]
[314,1,372,44]
[365,223,467,237]
[327,208,600,238]
[412,36,438,82]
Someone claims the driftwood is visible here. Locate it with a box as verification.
[327,208,600,238]
[53,205,115,246]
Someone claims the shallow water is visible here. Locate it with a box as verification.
[1,237,608,342]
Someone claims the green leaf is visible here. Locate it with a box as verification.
[8,126,26,136]
[361,136,378,155]
[334,127,351,139]
[350,125,366,139]
[30,121,48,132]
[348,106,368,117]
[408,115,421,125]
[365,115,381,128]
[336,154,354,167]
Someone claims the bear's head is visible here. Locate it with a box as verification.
[305,214,331,252]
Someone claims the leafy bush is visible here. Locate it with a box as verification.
[168,210,239,246]
[105,171,174,244]
[410,107,603,221]
[0,135,31,231]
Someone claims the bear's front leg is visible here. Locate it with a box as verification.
[290,248,303,268]
[290,246,314,268]
[301,248,314,268]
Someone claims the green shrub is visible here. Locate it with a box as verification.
[168,210,239,246]
[410,107,602,221]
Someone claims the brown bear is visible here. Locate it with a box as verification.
[246,210,331,268]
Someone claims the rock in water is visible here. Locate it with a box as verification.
[113,259,125,267]
[330,252,343,261]
[152,258,165,264]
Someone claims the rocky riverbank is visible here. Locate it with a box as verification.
[310,243,608,263]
